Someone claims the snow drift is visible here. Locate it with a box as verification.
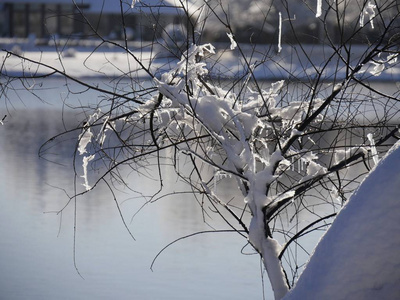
[284,140,400,300]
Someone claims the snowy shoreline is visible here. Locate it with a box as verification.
[2,41,399,82]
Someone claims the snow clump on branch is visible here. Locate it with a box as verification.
[140,42,329,299]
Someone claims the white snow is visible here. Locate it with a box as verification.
[154,46,292,298]
[284,140,400,300]
[81,154,95,191]
[370,61,385,76]
[299,159,327,183]
[369,53,399,77]
[360,1,377,29]
[367,133,379,165]
[316,0,322,18]
[227,33,237,50]
[78,127,93,155]
[278,12,282,53]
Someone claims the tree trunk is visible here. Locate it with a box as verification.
[249,211,289,299]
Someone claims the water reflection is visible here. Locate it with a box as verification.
[0,109,266,300]
[2,78,398,299]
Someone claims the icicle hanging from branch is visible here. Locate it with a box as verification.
[367,133,379,165]
[316,0,322,17]
[278,12,282,53]
[360,1,377,29]
[227,32,237,50]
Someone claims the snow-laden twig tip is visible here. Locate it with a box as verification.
[360,1,376,29]
[367,133,379,165]
[226,32,237,50]
[316,0,322,17]
[81,154,95,191]
[78,127,93,155]
[278,12,282,53]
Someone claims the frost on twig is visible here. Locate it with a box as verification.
[278,12,282,53]
[227,33,237,50]
[77,110,111,191]
[333,147,368,166]
[367,133,379,165]
[78,127,93,155]
[360,1,376,29]
[316,0,322,18]
[78,126,95,190]
[369,53,398,76]
[81,154,95,191]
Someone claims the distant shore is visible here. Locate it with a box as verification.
[1,38,399,82]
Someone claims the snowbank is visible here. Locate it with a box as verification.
[284,140,400,300]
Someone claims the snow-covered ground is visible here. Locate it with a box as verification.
[284,140,400,300]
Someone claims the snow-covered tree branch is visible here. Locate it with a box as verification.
[1,0,399,299]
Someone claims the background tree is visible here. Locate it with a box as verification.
[1,0,400,299]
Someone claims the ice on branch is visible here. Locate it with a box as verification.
[370,62,385,76]
[278,12,282,53]
[82,154,95,191]
[298,152,327,183]
[78,110,105,154]
[97,116,114,147]
[316,0,322,17]
[387,53,399,65]
[367,133,379,165]
[164,43,215,81]
[334,146,368,165]
[77,110,108,191]
[360,1,376,29]
[78,127,93,155]
[227,33,237,50]
[330,186,342,204]
[369,53,398,76]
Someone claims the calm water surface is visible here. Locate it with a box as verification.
[1,78,397,299]
[0,79,267,299]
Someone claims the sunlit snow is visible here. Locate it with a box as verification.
[360,1,377,29]
[278,12,282,53]
[284,140,400,300]
[81,154,95,191]
[316,0,322,18]
[367,133,379,166]
[227,33,237,50]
